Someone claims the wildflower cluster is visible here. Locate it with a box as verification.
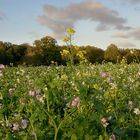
[66,96,80,108]
[0,63,140,139]
[29,89,45,103]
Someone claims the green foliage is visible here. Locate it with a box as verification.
[33,36,57,49]
[0,63,140,139]
[0,43,6,63]
[85,46,104,63]
[104,44,121,63]
[42,47,62,65]
[1,36,140,66]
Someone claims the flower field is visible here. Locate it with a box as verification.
[0,63,140,140]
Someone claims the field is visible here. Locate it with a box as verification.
[0,63,140,140]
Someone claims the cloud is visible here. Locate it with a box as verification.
[113,27,140,40]
[130,27,140,39]
[113,32,129,38]
[38,0,131,39]
[125,0,140,4]
[117,42,136,48]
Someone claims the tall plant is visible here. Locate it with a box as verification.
[62,28,76,66]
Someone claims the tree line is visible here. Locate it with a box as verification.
[0,36,140,66]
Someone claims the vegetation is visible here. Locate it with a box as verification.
[0,34,140,66]
[0,28,140,139]
[0,63,140,139]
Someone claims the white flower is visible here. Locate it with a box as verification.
[128,100,133,106]
[102,122,109,128]
[101,118,107,124]
[133,108,140,115]
[9,88,15,95]
[21,119,28,129]
[66,103,71,108]
[101,117,109,128]
[128,100,133,109]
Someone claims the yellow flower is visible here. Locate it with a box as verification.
[74,46,80,51]
[76,50,87,60]
[61,50,70,55]
[66,28,76,35]
[60,50,70,60]
[130,50,134,54]
[62,37,70,42]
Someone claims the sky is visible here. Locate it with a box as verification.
[0,0,140,50]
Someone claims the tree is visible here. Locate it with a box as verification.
[85,46,104,63]
[33,36,57,49]
[0,41,6,64]
[20,44,38,66]
[43,47,62,65]
[104,44,121,63]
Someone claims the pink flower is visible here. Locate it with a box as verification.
[100,72,107,78]
[36,95,42,100]
[12,123,19,132]
[66,97,80,108]
[109,134,116,140]
[70,96,80,108]
[29,90,36,96]
[35,89,42,95]
[0,64,5,70]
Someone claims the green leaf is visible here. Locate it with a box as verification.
[85,134,92,140]
[71,134,77,140]
[99,135,103,140]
